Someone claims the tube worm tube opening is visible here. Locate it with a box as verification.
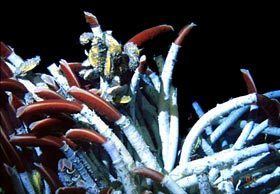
[84,11,99,27]
[16,100,83,118]
[0,41,13,58]
[68,86,121,121]
[174,22,196,46]
[41,74,59,91]
[138,55,148,74]
[133,167,164,183]
[66,128,107,144]
[127,25,174,47]
[240,69,257,94]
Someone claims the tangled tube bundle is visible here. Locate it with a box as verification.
[0,11,280,194]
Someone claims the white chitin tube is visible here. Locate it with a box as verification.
[116,115,161,171]
[178,93,257,169]
[158,43,180,169]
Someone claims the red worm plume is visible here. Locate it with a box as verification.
[84,11,99,28]
[68,86,122,122]
[55,187,86,194]
[33,163,62,192]
[174,22,196,46]
[133,167,164,183]
[29,117,74,135]
[240,69,257,94]
[34,87,64,100]
[100,187,113,194]
[0,126,25,172]
[41,74,59,91]
[257,94,280,127]
[0,41,13,58]
[16,100,83,119]
[60,59,81,88]
[10,134,64,148]
[0,59,13,78]
[127,25,174,48]
[0,78,28,98]
[66,129,107,144]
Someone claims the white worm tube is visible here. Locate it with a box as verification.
[47,64,70,97]
[178,93,257,167]
[263,127,280,136]
[170,142,280,181]
[165,87,179,172]
[158,43,181,167]
[176,175,198,189]
[7,52,24,68]
[232,120,254,150]
[161,175,187,194]
[269,186,280,194]
[77,106,135,170]
[116,115,161,171]
[248,120,269,140]
[217,180,235,194]
[192,101,213,136]
[148,72,161,92]
[214,152,269,184]
[19,171,36,194]
[245,167,280,189]
[103,140,137,194]
[210,106,249,144]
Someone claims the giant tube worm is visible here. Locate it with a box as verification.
[0,59,13,78]
[68,86,161,171]
[66,129,138,194]
[0,41,24,68]
[159,23,196,171]
[34,88,64,100]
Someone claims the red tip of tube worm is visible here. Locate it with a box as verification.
[55,187,87,194]
[0,42,13,58]
[16,100,83,119]
[240,69,257,94]
[257,94,280,127]
[0,59,13,78]
[84,11,99,28]
[0,126,25,172]
[33,163,62,192]
[138,55,148,74]
[29,117,74,135]
[88,88,102,96]
[68,62,83,73]
[10,94,24,110]
[41,74,59,91]
[174,22,196,46]
[68,86,122,122]
[133,167,164,183]
[10,134,64,148]
[34,87,64,100]
[60,136,78,150]
[66,129,107,144]
[127,25,174,47]
[0,79,28,97]
[59,59,81,88]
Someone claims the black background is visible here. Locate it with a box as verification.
[1,0,279,127]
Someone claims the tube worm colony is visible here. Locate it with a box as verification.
[0,11,280,194]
